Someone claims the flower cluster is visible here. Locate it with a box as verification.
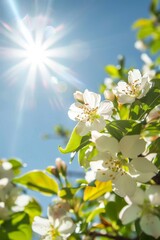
[0,159,32,220]
[114,69,151,104]
[119,185,160,239]
[32,201,76,240]
[86,132,158,197]
[68,78,158,197]
[65,67,159,238]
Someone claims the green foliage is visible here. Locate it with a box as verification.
[105,65,120,78]
[13,170,58,195]
[0,212,32,240]
[8,158,23,175]
[106,120,142,140]
[130,79,160,120]
[59,125,82,154]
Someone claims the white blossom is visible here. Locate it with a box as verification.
[141,53,156,79]
[114,69,151,104]
[88,132,158,197]
[68,89,114,136]
[32,203,76,239]
[0,161,14,180]
[119,186,160,239]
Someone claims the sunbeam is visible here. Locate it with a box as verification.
[0,9,84,109]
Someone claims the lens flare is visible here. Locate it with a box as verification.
[25,43,47,66]
[0,13,85,109]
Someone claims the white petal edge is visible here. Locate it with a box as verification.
[32,216,50,236]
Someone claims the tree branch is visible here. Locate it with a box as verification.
[89,231,139,240]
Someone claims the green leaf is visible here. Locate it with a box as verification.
[0,212,32,240]
[78,144,97,168]
[24,198,42,222]
[99,83,107,94]
[136,25,154,40]
[142,121,160,137]
[104,196,126,221]
[130,79,160,120]
[83,180,112,201]
[8,158,23,175]
[106,120,142,141]
[105,65,119,78]
[148,137,160,154]
[86,207,105,223]
[129,100,148,120]
[140,232,156,240]
[13,170,58,195]
[150,39,160,54]
[58,125,82,154]
[132,19,152,28]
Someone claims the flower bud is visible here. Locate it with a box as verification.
[104,89,115,101]
[55,158,67,177]
[73,91,84,103]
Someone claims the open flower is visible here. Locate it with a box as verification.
[114,69,151,104]
[32,203,76,240]
[119,186,160,239]
[68,89,114,136]
[88,132,158,197]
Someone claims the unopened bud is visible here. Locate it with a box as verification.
[73,91,84,103]
[104,90,115,101]
[46,166,59,178]
[55,158,67,177]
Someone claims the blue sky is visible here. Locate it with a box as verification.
[0,0,151,211]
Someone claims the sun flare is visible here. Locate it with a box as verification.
[25,43,48,66]
[0,13,83,108]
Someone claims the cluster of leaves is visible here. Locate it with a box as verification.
[1,0,160,239]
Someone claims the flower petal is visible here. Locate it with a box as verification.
[68,103,84,121]
[119,204,141,224]
[145,185,160,205]
[91,117,106,132]
[120,135,146,158]
[95,135,119,154]
[76,121,89,136]
[114,174,136,197]
[129,187,145,205]
[117,94,135,104]
[128,69,141,84]
[83,89,101,108]
[140,214,160,239]
[32,216,50,236]
[98,100,113,119]
[58,216,76,235]
[131,157,158,173]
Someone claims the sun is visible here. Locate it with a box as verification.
[0,13,83,108]
[25,43,48,66]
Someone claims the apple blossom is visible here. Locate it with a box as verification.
[32,203,76,240]
[114,69,151,104]
[119,186,160,239]
[88,132,158,197]
[68,89,114,136]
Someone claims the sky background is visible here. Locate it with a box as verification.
[0,0,151,213]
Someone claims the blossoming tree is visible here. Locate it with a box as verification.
[0,0,160,239]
